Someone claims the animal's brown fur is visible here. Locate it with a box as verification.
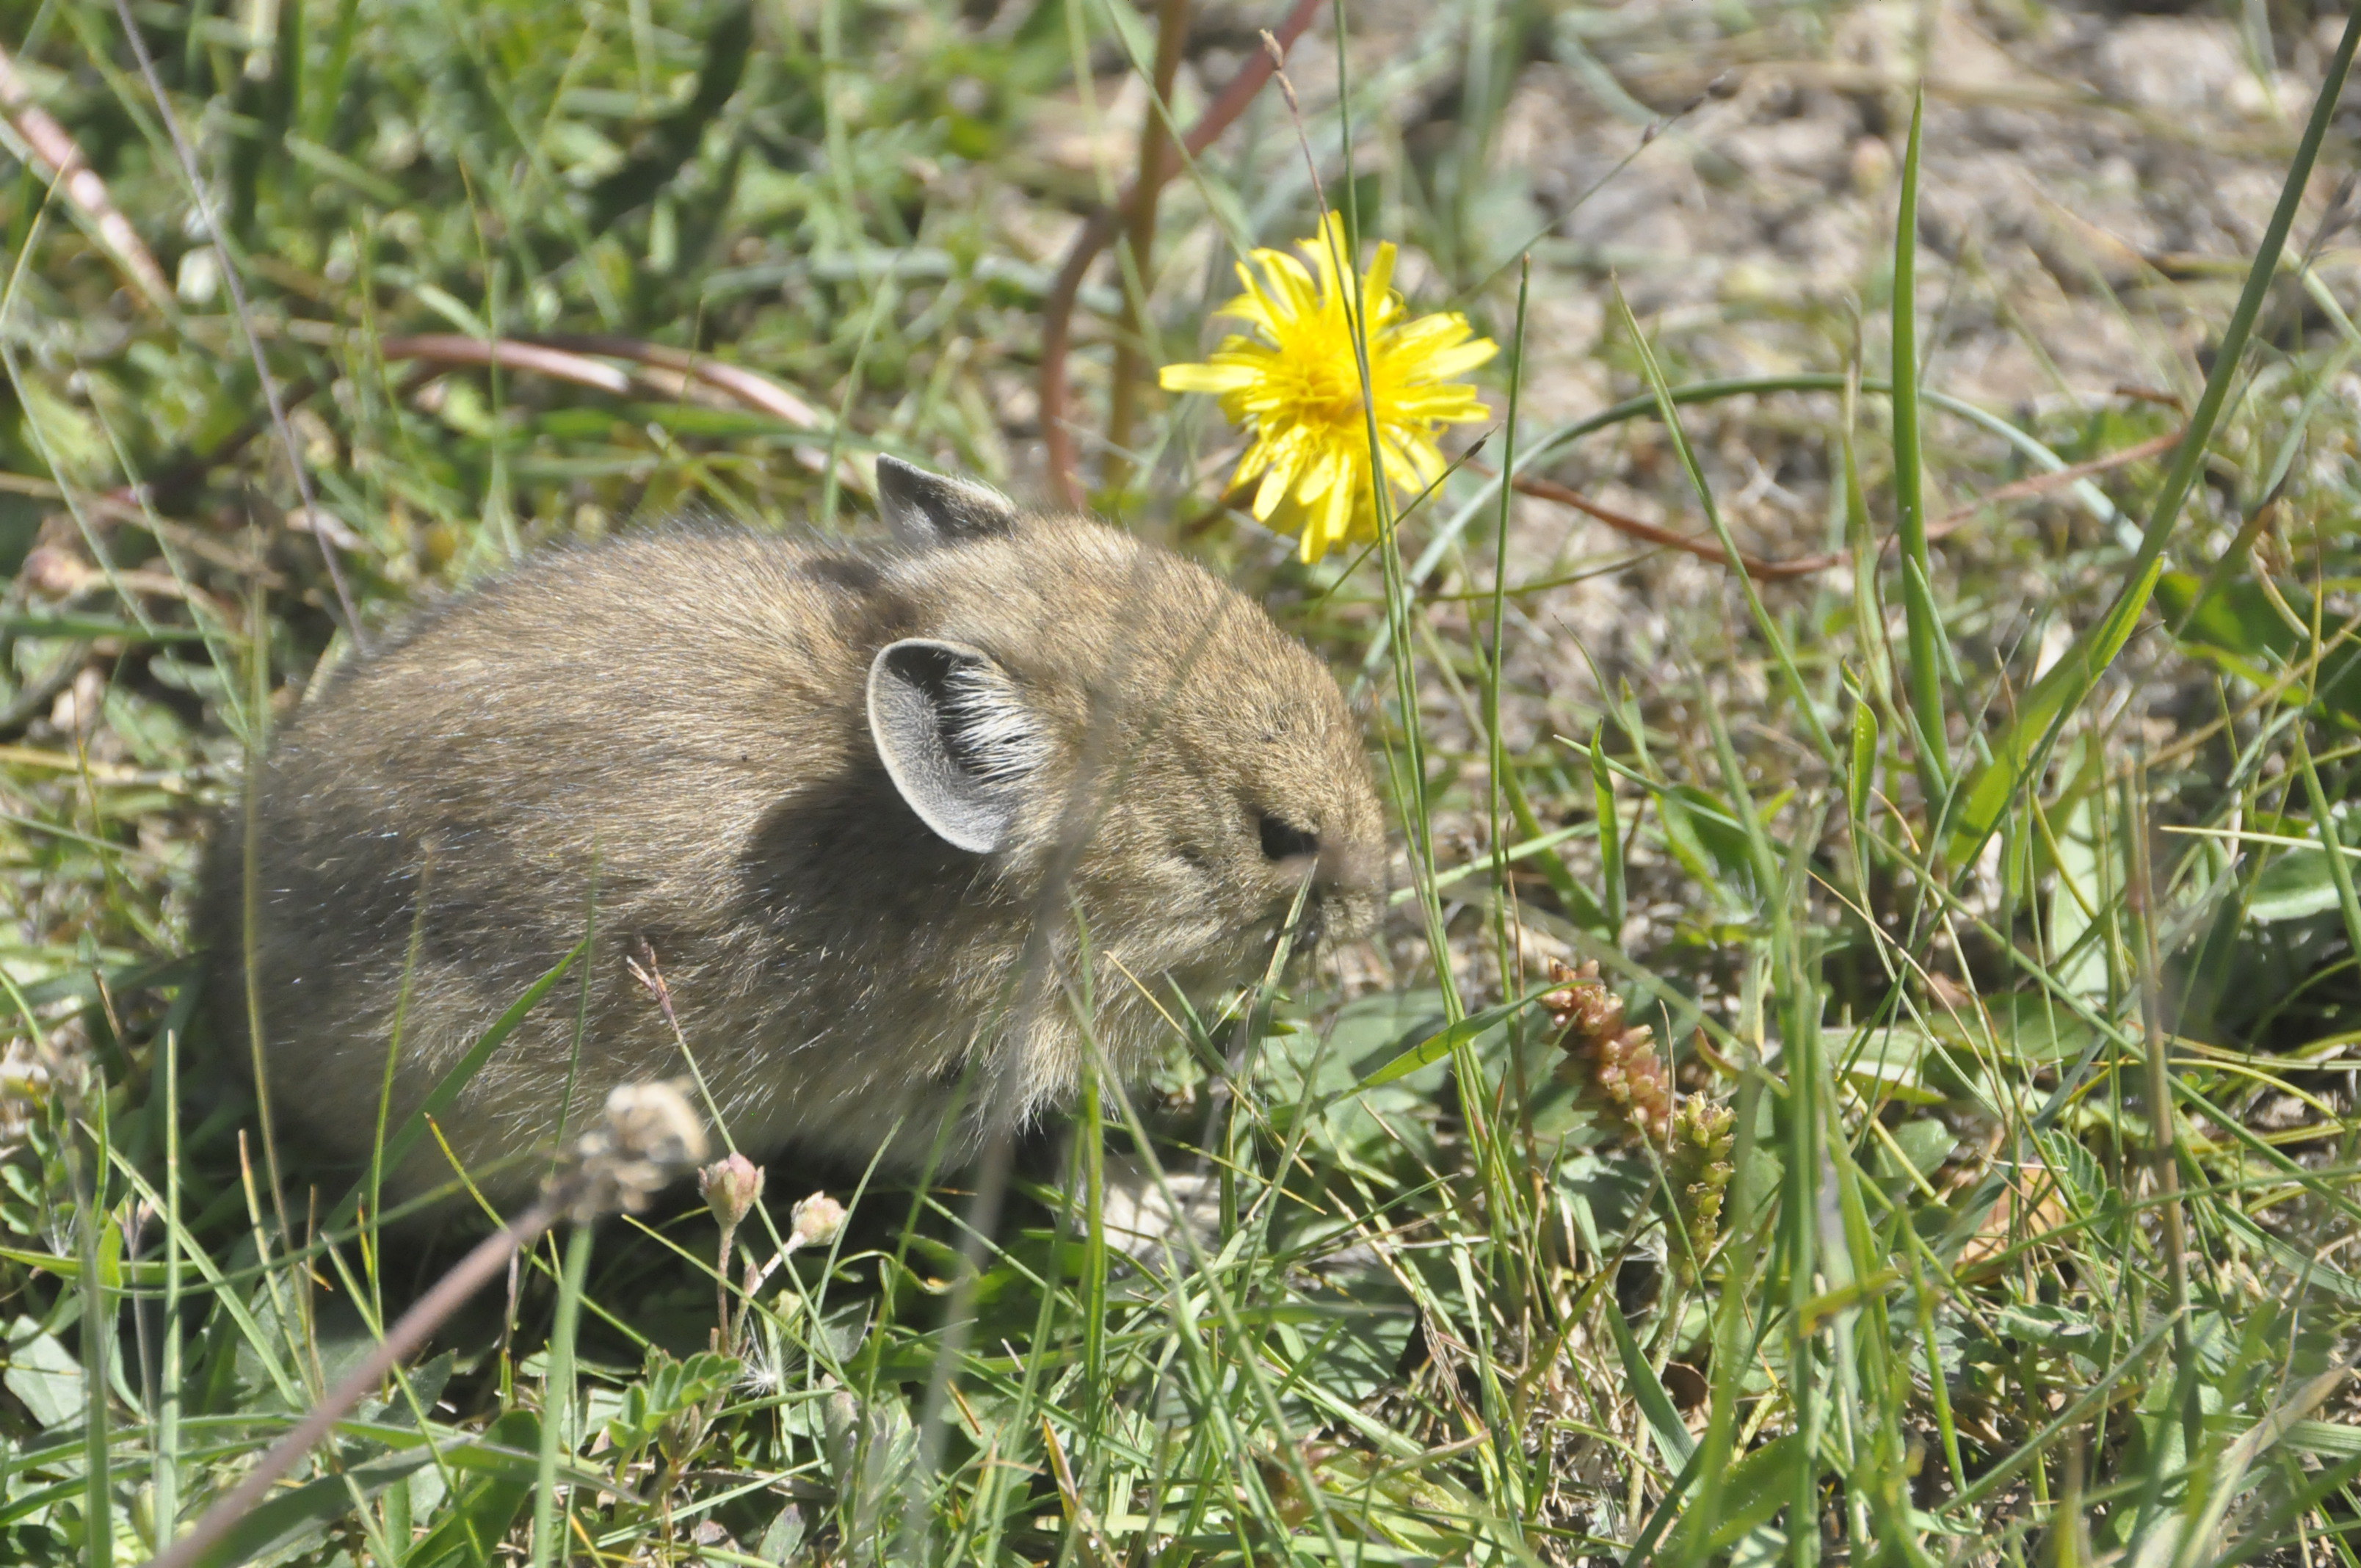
[197,474,1383,1209]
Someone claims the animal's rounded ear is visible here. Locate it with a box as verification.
[866,638,1047,854]
[875,456,1019,547]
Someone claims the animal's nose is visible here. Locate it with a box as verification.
[1313,831,1382,900]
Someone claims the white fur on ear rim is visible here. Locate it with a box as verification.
[866,639,1047,854]
[875,456,1020,547]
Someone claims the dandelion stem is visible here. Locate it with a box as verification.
[1103,0,1192,493]
[1040,0,1323,507]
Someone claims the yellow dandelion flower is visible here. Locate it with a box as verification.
[1159,212,1496,562]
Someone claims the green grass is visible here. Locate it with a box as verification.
[4,0,2361,1563]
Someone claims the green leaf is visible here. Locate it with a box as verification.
[180,1412,623,1568]
[1604,1299,1696,1469]
[1877,1119,1957,1182]
[405,1409,543,1568]
[1948,553,2160,861]
[1265,989,1451,1159]
[1929,992,2097,1070]
[1890,87,1951,791]
[1592,727,1625,935]
[2161,569,2296,664]
[2160,570,2361,723]
[1,1318,84,1430]
[1829,1024,1946,1106]
[1664,1432,1804,1558]
[188,1446,436,1568]
[1846,694,1876,831]
[2251,846,2350,923]
[2285,1420,2361,1459]
[1993,1302,2102,1350]
[1353,979,1559,1090]
[602,1348,741,1474]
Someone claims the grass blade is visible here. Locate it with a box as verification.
[1890,89,1951,796]
[1354,981,1561,1090]
[354,934,591,1215]
[1592,727,1626,937]
[529,1224,595,1568]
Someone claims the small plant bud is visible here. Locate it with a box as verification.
[699,1153,764,1229]
[1543,958,1628,1045]
[18,545,89,598]
[791,1191,847,1250]
[699,1152,764,1349]
[0,1038,53,1156]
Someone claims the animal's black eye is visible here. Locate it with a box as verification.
[1258,814,1319,862]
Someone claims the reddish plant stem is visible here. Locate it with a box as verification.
[0,40,170,305]
[1498,467,1800,581]
[1041,0,1324,509]
[518,333,826,429]
[124,333,829,514]
[1101,0,1194,493]
[1433,424,2186,584]
[383,335,636,396]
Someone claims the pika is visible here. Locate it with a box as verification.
[199,460,1385,1211]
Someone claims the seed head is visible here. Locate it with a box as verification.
[554,1080,709,1222]
[1667,1096,1738,1280]
[1544,959,1673,1147]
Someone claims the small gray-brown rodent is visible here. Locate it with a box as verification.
[199,460,1384,1210]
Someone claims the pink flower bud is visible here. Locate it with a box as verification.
[698,1153,764,1229]
[790,1191,846,1249]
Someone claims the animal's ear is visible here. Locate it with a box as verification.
[866,638,1048,854]
[875,456,1019,547]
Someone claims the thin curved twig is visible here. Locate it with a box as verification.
[0,40,170,305]
[386,335,828,429]
[139,1079,707,1568]
[1502,468,1802,581]
[124,332,829,516]
[380,335,636,396]
[518,333,827,430]
[1927,426,2181,529]
[1041,0,1326,509]
[1483,424,2185,582]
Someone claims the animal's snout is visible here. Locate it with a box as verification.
[1258,810,1380,947]
[1288,840,1380,951]
[1319,827,1382,902]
